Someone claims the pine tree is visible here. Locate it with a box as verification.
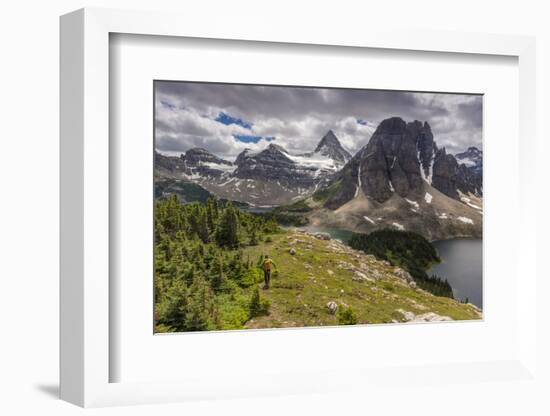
[249,286,270,317]
[206,198,216,231]
[185,274,216,331]
[215,203,240,248]
[249,286,262,317]
[156,278,188,330]
[198,210,210,243]
[210,256,224,292]
[248,226,258,246]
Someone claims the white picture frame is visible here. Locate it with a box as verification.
[60,7,538,408]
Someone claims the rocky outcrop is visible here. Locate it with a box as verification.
[397,309,453,322]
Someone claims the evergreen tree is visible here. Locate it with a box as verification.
[249,286,270,317]
[210,256,224,292]
[206,198,216,231]
[215,203,240,248]
[156,278,188,329]
[198,210,210,243]
[248,226,258,246]
[185,274,216,331]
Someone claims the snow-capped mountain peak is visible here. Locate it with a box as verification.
[314,130,352,165]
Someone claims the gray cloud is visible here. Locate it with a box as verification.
[155,81,482,160]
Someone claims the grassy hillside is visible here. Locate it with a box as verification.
[240,230,481,329]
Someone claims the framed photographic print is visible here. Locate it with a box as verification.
[60,8,539,408]
[152,81,484,334]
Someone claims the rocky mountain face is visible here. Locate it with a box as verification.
[320,117,482,209]
[155,131,351,205]
[233,144,317,188]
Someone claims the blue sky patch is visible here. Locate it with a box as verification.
[234,135,263,144]
[216,112,252,129]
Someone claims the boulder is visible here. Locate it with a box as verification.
[289,248,296,255]
[397,309,416,321]
[326,301,338,315]
[313,232,331,241]
[395,268,414,282]
[408,281,417,289]
[352,271,374,282]
[412,312,452,322]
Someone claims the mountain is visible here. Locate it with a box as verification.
[154,131,351,206]
[313,130,352,165]
[155,148,236,178]
[433,147,482,199]
[455,146,482,173]
[296,117,483,240]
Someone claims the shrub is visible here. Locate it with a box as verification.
[249,287,270,317]
[337,306,358,325]
[155,324,176,333]
[238,268,263,288]
[217,294,251,330]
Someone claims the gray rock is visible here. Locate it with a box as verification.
[412,312,452,322]
[289,248,296,255]
[352,271,374,282]
[313,232,331,240]
[397,309,416,321]
[326,301,338,315]
[395,268,414,282]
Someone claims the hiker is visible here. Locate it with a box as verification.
[259,254,277,289]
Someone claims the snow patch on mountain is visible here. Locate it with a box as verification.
[363,216,376,224]
[405,199,419,209]
[201,161,237,173]
[392,222,405,231]
[285,153,340,172]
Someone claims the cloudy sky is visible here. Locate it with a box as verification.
[155,81,482,161]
